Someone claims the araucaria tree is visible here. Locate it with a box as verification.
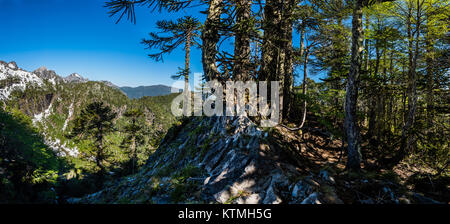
[141,16,201,115]
[260,0,297,122]
[121,108,146,174]
[233,0,253,81]
[70,102,117,179]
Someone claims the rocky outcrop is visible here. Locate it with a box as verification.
[75,116,344,204]
[64,73,88,83]
[33,66,62,83]
[0,61,44,100]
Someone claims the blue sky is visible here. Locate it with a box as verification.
[0,0,205,87]
[0,0,324,87]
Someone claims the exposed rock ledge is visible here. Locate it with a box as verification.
[71,115,443,204]
[71,116,343,204]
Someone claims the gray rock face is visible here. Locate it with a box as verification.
[319,170,336,185]
[301,192,321,204]
[74,116,344,204]
[0,61,18,70]
[64,73,88,83]
[7,61,18,70]
[291,180,314,201]
[33,66,63,83]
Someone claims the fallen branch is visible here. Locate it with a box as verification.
[278,123,304,132]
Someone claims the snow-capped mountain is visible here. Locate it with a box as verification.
[0,61,44,100]
[0,60,178,159]
[0,60,118,157]
[0,61,94,101]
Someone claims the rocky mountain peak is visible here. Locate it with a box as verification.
[7,61,18,70]
[33,66,60,80]
[0,61,19,70]
[65,73,88,83]
[35,66,48,72]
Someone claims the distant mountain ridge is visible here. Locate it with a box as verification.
[0,61,173,94]
[120,85,181,99]
[0,60,179,158]
[1,60,181,203]
[33,66,89,84]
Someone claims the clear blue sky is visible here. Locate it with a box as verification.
[0,0,205,87]
[0,0,324,87]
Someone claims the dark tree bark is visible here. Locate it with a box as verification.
[234,0,252,81]
[282,0,295,121]
[368,38,381,141]
[260,0,295,122]
[364,14,370,73]
[345,0,397,171]
[400,0,421,156]
[425,12,435,130]
[96,130,105,175]
[202,0,223,81]
[95,124,106,186]
[261,0,284,119]
[345,0,365,171]
[184,32,192,115]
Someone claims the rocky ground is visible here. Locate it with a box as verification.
[70,115,447,204]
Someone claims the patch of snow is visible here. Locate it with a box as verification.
[63,103,74,131]
[32,102,53,124]
[33,112,44,124]
[49,77,56,86]
[32,106,80,158]
[0,63,44,101]
[45,137,79,157]
[8,63,16,69]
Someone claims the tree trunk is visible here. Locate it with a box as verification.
[367,38,381,141]
[282,0,295,121]
[234,0,252,81]
[401,0,421,155]
[299,50,309,129]
[299,26,305,60]
[383,0,422,167]
[131,135,136,174]
[261,0,294,123]
[345,0,364,171]
[96,126,105,185]
[184,33,191,116]
[202,0,222,81]
[364,14,370,73]
[425,12,434,131]
[261,0,283,120]
[131,118,137,174]
[388,51,394,132]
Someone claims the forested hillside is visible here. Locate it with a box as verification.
[0,61,179,202]
[0,109,63,203]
